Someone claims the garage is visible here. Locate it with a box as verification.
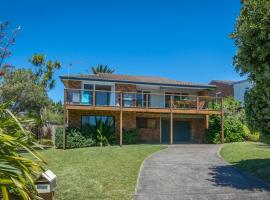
[161,120,192,143]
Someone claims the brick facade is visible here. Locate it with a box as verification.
[136,113,161,143]
[66,80,82,89]
[67,109,206,144]
[115,84,137,92]
[209,81,234,97]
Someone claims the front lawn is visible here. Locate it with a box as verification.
[220,142,270,183]
[37,145,165,200]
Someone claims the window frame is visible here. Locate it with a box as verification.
[136,117,157,129]
[81,115,115,129]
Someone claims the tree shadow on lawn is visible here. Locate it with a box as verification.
[208,159,270,192]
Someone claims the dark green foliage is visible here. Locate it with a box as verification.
[55,127,95,149]
[55,127,64,148]
[55,117,115,148]
[245,87,270,135]
[206,116,248,144]
[123,128,139,144]
[260,134,270,144]
[206,97,250,144]
[0,68,49,114]
[91,64,115,74]
[230,0,270,136]
[89,117,115,146]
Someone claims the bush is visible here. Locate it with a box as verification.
[88,118,115,146]
[206,116,248,144]
[38,139,54,146]
[260,134,270,144]
[246,131,260,142]
[55,127,95,149]
[123,128,139,144]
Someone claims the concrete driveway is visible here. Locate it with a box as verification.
[134,145,270,200]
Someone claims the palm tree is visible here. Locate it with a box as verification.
[91,64,115,74]
[0,103,46,199]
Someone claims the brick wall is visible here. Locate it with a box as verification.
[66,80,82,89]
[115,84,137,92]
[191,118,206,143]
[209,81,234,97]
[136,113,161,143]
[67,109,206,144]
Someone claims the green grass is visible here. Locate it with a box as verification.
[37,145,166,200]
[220,142,270,183]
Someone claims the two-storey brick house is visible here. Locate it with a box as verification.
[61,73,223,147]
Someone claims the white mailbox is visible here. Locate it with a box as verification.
[35,170,57,200]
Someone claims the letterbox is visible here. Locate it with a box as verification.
[35,170,57,200]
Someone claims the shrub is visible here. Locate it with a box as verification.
[224,117,248,143]
[123,128,139,144]
[67,129,95,148]
[38,139,54,146]
[246,131,260,142]
[260,134,270,144]
[55,127,95,149]
[88,118,115,146]
[206,116,248,144]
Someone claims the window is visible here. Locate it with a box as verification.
[84,84,93,90]
[82,84,93,104]
[95,85,112,106]
[137,118,157,129]
[81,115,114,127]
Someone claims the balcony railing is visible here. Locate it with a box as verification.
[64,89,222,111]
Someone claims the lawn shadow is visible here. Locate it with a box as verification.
[208,159,270,192]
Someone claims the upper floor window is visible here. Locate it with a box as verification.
[84,84,93,90]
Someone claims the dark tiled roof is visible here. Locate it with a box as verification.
[60,73,216,89]
[209,80,237,85]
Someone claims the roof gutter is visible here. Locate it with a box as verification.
[60,76,216,90]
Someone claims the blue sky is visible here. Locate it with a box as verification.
[2,0,241,102]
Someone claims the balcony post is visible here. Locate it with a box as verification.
[119,92,123,147]
[205,115,209,130]
[63,89,67,150]
[170,95,173,145]
[196,96,199,110]
[146,93,149,109]
[221,97,224,144]
[93,89,96,107]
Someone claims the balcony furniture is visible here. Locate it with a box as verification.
[174,100,196,109]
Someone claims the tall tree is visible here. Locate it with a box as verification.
[230,0,270,135]
[0,22,20,69]
[91,64,115,74]
[29,53,61,90]
[0,68,49,114]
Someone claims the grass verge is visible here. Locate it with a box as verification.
[36,145,166,200]
[220,142,270,183]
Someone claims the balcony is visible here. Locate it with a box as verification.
[64,89,222,115]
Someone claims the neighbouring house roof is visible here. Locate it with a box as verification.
[209,80,237,85]
[60,73,216,89]
[232,79,250,85]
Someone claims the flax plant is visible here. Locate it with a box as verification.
[0,103,46,199]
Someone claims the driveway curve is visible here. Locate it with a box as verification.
[134,144,270,200]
